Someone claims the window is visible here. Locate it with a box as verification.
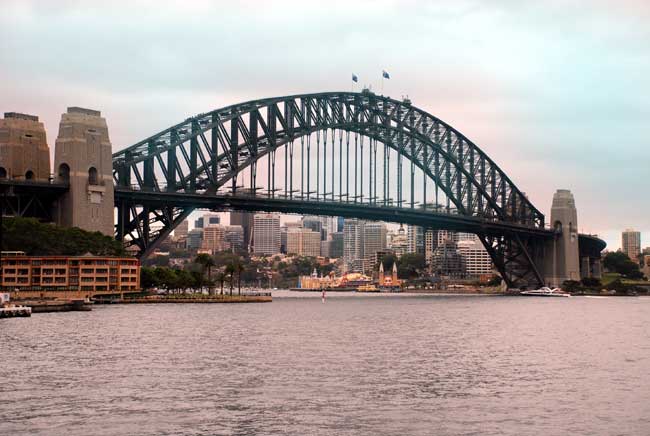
[88,167,99,185]
[58,163,70,183]
[0,167,6,179]
[25,170,34,180]
[81,268,94,274]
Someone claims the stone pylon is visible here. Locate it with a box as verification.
[53,107,114,236]
[544,189,580,287]
[0,112,51,181]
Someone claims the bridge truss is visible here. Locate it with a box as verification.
[113,91,549,288]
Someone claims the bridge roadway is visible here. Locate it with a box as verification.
[114,188,553,239]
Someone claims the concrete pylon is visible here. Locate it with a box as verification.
[544,189,580,287]
[0,112,51,181]
[53,107,114,236]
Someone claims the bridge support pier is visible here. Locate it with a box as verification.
[54,107,114,236]
[543,189,581,287]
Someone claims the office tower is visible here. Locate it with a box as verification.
[230,211,255,251]
[223,225,244,252]
[253,213,281,255]
[174,219,189,240]
[457,238,492,277]
[622,229,641,260]
[186,229,204,250]
[286,228,321,257]
[407,225,424,254]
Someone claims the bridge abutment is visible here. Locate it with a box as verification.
[53,107,114,236]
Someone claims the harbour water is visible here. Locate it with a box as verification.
[1,292,649,435]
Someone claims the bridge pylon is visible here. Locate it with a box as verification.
[54,107,114,236]
[544,189,581,287]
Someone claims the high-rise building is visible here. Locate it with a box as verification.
[231,211,255,251]
[302,216,325,240]
[343,219,365,272]
[431,240,465,278]
[457,238,492,277]
[286,228,321,257]
[329,232,344,258]
[424,229,438,266]
[223,225,244,252]
[337,216,345,233]
[201,225,228,253]
[0,112,51,181]
[622,229,641,261]
[407,225,424,254]
[389,225,408,258]
[363,222,387,273]
[186,229,204,251]
[174,219,189,240]
[253,214,281,255]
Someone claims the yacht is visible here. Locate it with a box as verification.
[519,287,570,297]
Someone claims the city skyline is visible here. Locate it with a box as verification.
[1,1,649,249]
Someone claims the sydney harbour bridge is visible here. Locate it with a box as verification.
[1,90,605,288]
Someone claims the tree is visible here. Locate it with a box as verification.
[604,252,643,279]
[1,216,126,256]
[225,263,236,296]
[195,253,216,292]
[397,253,426,279]
[235,262,245,295]
[216,272,226,295]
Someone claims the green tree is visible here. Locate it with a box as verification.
[604,251,643,278]
[225,263,236,296]
[234,262,245,295]
[397,253,426,279]
[195,253,216,292]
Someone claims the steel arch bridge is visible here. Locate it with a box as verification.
[113,91,553,288]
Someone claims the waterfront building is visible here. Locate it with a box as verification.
[286,228,321,257]
[0,112,51,181]
[253,213,281,255]
[622,229,641,261]
[0,252,140,297]
[457,238,493,277]
[362,222,387,274]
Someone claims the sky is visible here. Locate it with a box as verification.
[1,0,648,250]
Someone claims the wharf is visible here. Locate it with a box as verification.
[117,294,272,304]
[13,299,93,313]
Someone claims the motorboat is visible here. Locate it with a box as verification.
[519,287,570,297]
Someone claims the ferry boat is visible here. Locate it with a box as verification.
[0,304,32,318]
[356,284,379,293]
[519,287,570,297]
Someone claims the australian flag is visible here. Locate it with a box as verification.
[352,73,359,83]
[382,69,390,79]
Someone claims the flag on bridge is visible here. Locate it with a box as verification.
[352,73,359,83]
[382,70,390,79]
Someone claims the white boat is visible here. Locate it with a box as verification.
[519,287,570,297]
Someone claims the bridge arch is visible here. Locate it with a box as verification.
[113,91,548,287]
